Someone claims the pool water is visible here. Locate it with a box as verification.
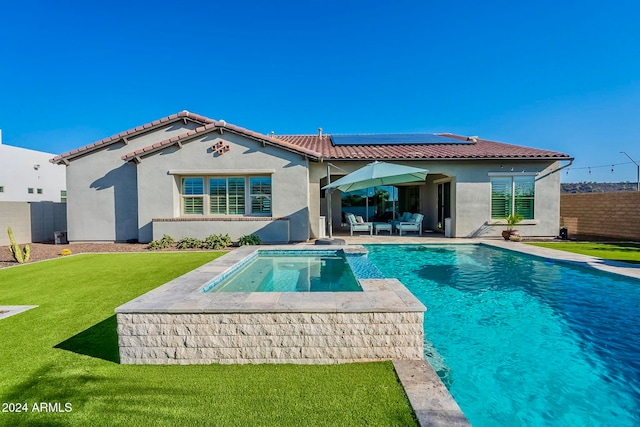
[366,244,640,427]
[206,253,361,292]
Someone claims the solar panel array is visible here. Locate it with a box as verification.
[330,133,474,146]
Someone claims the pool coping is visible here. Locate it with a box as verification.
[482,240,640,280]
[393,360,471,427]
[115,245,426,314]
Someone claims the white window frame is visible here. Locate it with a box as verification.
[488,172,536,220]
[179,175,272,216]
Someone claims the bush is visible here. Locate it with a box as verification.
[176,237,203,250]
[147,234,174,250]
[238,234,262,246]
[202,234,232,250]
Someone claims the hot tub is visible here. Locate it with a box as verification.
[115,245,425,365]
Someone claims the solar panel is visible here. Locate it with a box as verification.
[330,133,473,146]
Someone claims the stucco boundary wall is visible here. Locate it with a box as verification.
[0,201,67,245]
[117,311,423,364]
[560,192,640,241]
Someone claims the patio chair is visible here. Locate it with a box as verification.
[398,213,424,236]
[345,213,373,236]
[391,211,413,231]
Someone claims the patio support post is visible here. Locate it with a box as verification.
[326,163,333,238]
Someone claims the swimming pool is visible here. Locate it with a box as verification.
[204,251,361,292]
[366,244,640,427]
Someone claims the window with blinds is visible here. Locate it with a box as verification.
[182,177,204,214]
[490,176,534,219]
[181,176,270,216]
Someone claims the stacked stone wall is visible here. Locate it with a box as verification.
[118,312,424,364]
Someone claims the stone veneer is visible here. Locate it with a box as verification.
[118,311,423,364]
[116,245,426,365]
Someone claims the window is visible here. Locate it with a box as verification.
[491,175,535,219]
[181,176,271,216]
[28,188,34,194]
[37,188,43,194]
[250,177,271,215]
[0,186,4,193]
[182,177,204,214]
[228,177,245,215]
[209,178,227,214]
[61,190,67,203]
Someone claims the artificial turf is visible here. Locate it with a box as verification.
[526,242,640,264]
[0,253,416,426]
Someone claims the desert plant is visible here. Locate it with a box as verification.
[237,234,262,246]
[147,234,174,250]
[7,227,30,263]
[505,213,524,231]
[59,248,73,256]
[176,237,203,250]
[202,234,232,250]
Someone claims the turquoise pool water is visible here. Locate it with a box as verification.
[206,252,361,292]
[366,244,640,427]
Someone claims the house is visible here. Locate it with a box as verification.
[0,130,68,246]
[51,111,572,243]
[0,129,67,203]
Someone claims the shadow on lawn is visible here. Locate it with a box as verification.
[55,315,120,363]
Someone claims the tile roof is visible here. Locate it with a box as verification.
[276,133,572,161]
[51,111,213,164]
[121,120,322,162]
[51,111,572,165]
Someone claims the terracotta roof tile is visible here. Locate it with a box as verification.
[274,134,571,160]
[52,112,571,165]
[51,111,213,164]
[120,120,322,162]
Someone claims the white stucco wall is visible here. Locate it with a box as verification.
[0,140,66,202]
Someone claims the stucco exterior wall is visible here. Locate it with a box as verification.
[135,131,310,243]
[64,122,200,242]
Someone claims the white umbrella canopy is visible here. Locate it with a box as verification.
[322,161,429,192]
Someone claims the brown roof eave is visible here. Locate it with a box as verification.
[52,112,212,164]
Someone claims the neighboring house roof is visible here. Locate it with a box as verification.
[51,111,572,164]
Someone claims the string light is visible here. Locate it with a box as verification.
[561,159,638,176]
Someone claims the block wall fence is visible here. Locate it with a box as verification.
[560,192,640,241]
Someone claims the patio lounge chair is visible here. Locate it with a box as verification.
[391,211,413,230]
[345,213,373,236]
[398,213,424,236]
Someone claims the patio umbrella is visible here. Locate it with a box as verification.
[322,161,429,237]
[322,161,429,192]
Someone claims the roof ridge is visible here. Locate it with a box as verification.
[51,111,215,164]
[121,120,322,163]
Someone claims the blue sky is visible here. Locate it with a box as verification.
[1,0,639,183]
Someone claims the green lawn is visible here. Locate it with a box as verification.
[0,253,416,426]
[526,242,640,264]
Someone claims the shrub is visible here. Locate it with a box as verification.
[176,237,203,250]
[147,234,174,250]
[59,248,73,256]
[202,234,232,250]
[238,234,262,246]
